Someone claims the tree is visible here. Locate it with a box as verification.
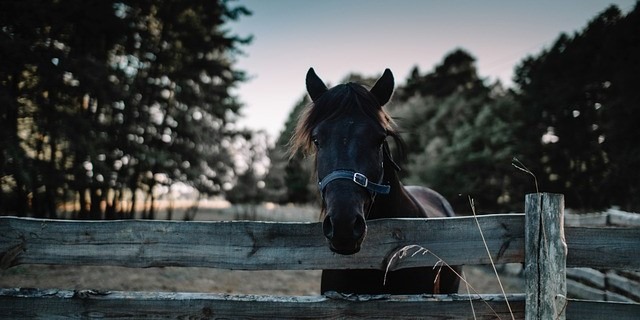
[396,48,488,101]
[263,95,316,204]
[0,0,252,218]
[514,4,640,210]
[0,0,126,218]
[225,130,270,205]
[390,49,527,213]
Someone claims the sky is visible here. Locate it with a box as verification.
[227,0,636,141]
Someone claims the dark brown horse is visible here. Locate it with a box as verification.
[290,68,460,294]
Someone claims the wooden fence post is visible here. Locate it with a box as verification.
[525,193,567,320]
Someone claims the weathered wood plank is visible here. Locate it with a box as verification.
[566,299,640,320]
[566,268,606,301]
[565,226,640,270]
[606,271,640,302]
[605,290,637,303]
[0,288,524,320]
[0,214,525,270]
[525,193,567,320]
[566,279,605,301]
[566,267,605,288]
[607,209,640,227]
[564,212,608,227]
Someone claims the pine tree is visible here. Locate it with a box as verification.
[390,49,526,212]
[0,0,252,217]
[514,4,640,210]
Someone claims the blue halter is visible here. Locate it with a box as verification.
[318,169,391,196]
[317,141,399,198]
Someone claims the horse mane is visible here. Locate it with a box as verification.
[289,82,402,158]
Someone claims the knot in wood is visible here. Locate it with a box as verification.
[392,228,405,241]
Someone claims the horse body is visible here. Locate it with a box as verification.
[292,68,460,295]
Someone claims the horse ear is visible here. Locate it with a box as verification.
[370,68,394,106]
[306,68,328,102]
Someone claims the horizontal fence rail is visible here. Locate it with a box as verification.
[2,215,639,271]
[1,214,527,270]
[566,268,640,302]
[0,289,526,319]
[565,227,640,270]
[564,210,640,303]
[2,289,640,320]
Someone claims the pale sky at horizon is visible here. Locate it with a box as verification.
[228,0,636,141]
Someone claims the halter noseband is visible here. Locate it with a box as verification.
[318,169,390,196]
[317,141,398,198]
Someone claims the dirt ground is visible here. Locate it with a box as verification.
[0,204,524,296]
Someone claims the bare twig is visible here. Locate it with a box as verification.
[512,157,539,194]
[511,158,545,246]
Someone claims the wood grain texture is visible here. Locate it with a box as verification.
[524,193,567,320]
[565,226,640,270]
[3,288,638,320]
[566,299,640,320]
[0,288,524,320]
[0,214,525,270]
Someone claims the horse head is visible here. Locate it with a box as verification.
[293,68,396,254]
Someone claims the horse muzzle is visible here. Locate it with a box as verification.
[322,214,367,255]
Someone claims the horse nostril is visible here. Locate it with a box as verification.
[353,214,366,240]
[323,214,366,243]
[322,216,334,240]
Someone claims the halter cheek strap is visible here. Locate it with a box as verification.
[318,170,391,196]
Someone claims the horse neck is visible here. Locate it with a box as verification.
[367,164,424,219]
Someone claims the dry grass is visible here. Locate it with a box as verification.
[383,195,525,320]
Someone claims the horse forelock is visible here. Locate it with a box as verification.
[289,83,395,158]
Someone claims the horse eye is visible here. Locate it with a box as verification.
[312,137,320,147]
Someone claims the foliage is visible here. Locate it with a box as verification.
[263,95,316,204]
[390,49,528,213]
[225,130,270,205]
[397,49,488,100]
[514,4,640,210]
[0,0,251,218]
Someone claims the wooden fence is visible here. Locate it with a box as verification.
[564,210,640,303]
[1,193,639,319]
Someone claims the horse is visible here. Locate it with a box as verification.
[290,68,461,295]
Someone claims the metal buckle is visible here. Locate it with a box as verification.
[353,172,368,188]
